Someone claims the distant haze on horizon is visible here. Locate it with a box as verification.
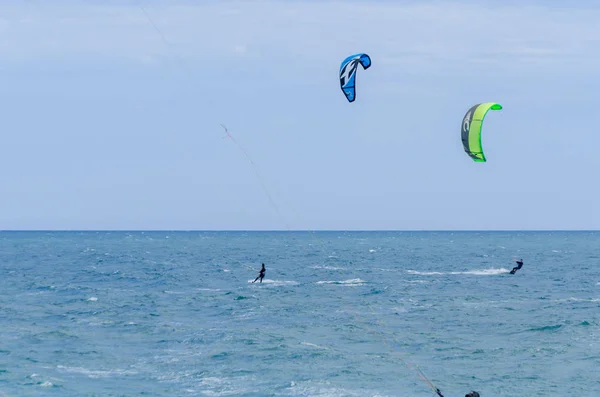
[1,0,599,231]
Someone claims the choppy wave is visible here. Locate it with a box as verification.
[2,230,599,396]
[316,278,366,286]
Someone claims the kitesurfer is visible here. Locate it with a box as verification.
[252,263,265,283]
[510,258,524,274]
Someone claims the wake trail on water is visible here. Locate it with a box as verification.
[246,279,299,286]
[407,268,511,276]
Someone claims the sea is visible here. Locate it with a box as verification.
[0,231,599,397]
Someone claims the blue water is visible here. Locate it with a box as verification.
[0,231,599,396]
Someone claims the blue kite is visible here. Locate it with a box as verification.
[339,53,371,102]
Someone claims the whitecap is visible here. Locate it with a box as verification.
[300,341,329,350]
[316,278,365,286]
[407,270,444,275]
[311,265,344,270]
[56,365,137,378]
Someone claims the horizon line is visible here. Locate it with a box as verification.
[0,229,598,232]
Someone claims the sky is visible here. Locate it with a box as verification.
[1,0,599,230]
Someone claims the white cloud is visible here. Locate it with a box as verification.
[0,0,599,76]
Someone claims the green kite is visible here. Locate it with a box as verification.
[461,103,502,162]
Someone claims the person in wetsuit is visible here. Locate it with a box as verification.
[252,263,265,283]
[510,258,524,274]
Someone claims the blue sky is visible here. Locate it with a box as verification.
[1,0,599,230]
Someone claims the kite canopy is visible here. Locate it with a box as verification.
[339,53,371,102]
[461,102,502,162]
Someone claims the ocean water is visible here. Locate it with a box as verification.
[0,231,599,397]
